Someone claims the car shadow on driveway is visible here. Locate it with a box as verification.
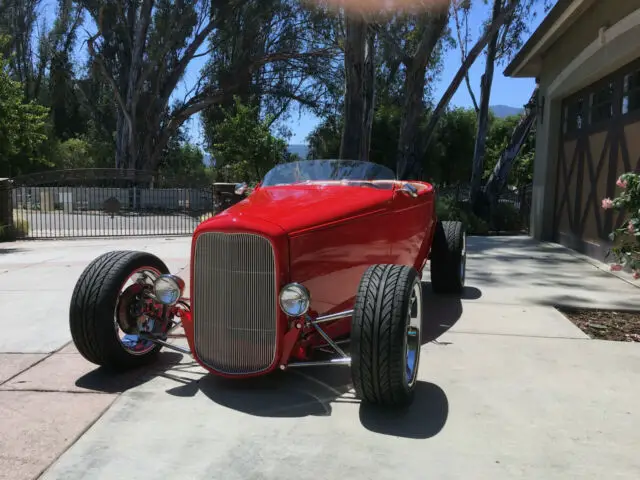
[421,282,482,344]
[74,351,187,393]
[190,367,449,439]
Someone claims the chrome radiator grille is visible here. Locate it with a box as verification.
[193,232,277,374]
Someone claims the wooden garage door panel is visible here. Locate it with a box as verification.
[622,121,640,173]
[581,131,609,242]
[556,140,578,235]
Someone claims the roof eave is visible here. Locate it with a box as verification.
[504,0,593,78]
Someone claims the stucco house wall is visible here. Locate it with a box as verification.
[506,0,640,261]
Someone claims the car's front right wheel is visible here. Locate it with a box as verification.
[351,264,423,407]
[69,250,170,371]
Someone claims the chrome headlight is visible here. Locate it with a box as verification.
[279,283,310,317]
[153,274,185,305]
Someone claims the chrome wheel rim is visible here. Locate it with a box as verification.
[405,280,422,388]
[114,266,162,355]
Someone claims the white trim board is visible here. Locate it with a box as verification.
[547,8,640,100]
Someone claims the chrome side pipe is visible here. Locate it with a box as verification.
[312,309,354,325]
[285,358,352,368]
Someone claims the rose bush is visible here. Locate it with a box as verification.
[602,172,640,279]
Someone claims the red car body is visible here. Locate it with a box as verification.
[180,179,437,378]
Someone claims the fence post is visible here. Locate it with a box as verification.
[0,178,14,240]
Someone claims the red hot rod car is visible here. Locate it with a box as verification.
[69,159,466,407]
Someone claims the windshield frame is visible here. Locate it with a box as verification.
[261,159,397,187]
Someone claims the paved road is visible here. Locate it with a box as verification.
[1,236,640,479]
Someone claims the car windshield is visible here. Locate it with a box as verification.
[261,159,396,187]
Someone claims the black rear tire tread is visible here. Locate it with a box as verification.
[430,220,465,294]
[69,250,169,371]
[351,264,420,407]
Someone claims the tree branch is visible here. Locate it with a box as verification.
[453,0,479,112]
[421,0,520,150]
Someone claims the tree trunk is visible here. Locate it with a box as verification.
[396,10,449,179]
[360,27,376,162]
[470,0,502,212]
[415,0,520,178]
[340,15,367,160]
[484,87,538,207]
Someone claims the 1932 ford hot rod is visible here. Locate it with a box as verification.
[69,159,466,407]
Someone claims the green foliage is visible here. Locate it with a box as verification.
[436,195,489,235]
[426,107,478,185]
[0,215,29,241]
[51,138,95,169]
[210,99,289,183]
[159,132,211,181]
[0,49,50,177]
[484,113,535,188]
[490,202,523,232]
[602,173,640,278]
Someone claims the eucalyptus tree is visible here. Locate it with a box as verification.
[80,0,337,171]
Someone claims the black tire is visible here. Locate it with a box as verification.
[351,264,423,407]
[430,220,466,294]
[69,250,170,371]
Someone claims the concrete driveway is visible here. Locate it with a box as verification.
[1,236,639,480]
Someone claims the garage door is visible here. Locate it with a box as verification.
[554,57,640,259]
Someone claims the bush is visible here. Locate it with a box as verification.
[490,202,523,233]
[602,172,640,279]
[0,216,29,241]
[436,195,489,235]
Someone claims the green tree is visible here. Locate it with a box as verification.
[0,49,49,177]
[51,138,95,169]
[211,99,288,183]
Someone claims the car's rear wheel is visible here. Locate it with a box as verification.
[430,220,466,294]
[69,250,170,371]
[351,264,422,407]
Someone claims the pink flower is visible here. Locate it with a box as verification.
[634,271,640,280]
[616,177,628,189]
[610,264,623,271]
[629,223,636,234]
[601,198,614,210]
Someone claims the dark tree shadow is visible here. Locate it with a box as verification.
[74,351,185,394]
[0,248,25,255]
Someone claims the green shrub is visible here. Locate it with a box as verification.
[435,195,489,235]
[0,217,28,240]
[490,202,523,232]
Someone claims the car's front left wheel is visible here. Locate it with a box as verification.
[351,264,423,407]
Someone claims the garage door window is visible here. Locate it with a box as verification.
[622,69,640,115]
[589,81,614,125]
[563,97,585,134]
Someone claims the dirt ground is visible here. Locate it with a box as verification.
[558,308,640,342]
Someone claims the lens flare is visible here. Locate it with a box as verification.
[314,0,451,14]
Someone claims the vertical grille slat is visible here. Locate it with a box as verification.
[193,232,277,374]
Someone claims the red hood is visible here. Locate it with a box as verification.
[205,184,394,235]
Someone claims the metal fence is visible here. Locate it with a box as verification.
[6,169,243,239]
[436,182,533,233]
